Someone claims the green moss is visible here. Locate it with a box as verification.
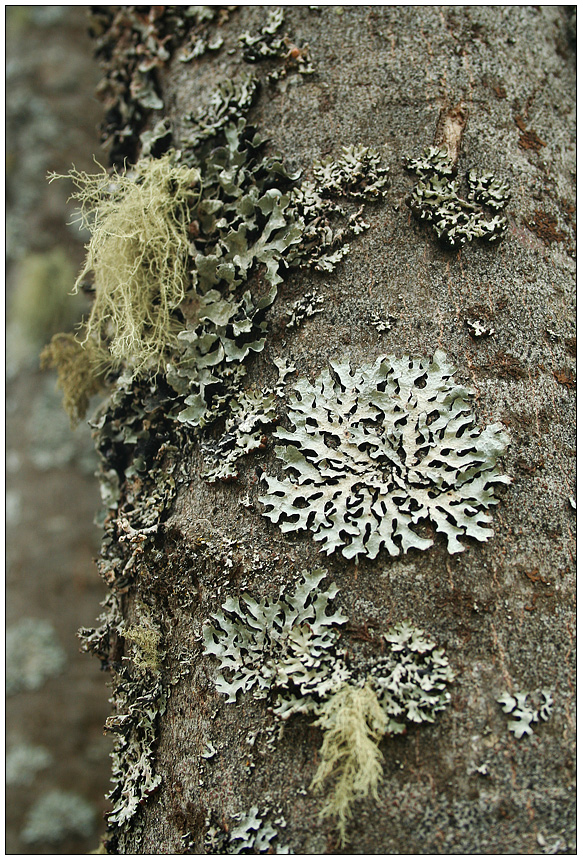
[50,154,200,372]
[311,683,386,845]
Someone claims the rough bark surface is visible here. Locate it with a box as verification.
[84,7,575,855]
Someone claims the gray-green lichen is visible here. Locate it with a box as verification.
[203,570,453,843]
[498,689,554,738]
[104,670,166,828]
[201,388,278,483]
[22,790,96,844]
[203,568,349,716]
[6,618,67,694]
[240,7,314,78]
[260,351,510,559]
[204,805,291,854]
[405,146,510,247]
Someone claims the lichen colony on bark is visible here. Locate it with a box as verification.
[44,5,575,855]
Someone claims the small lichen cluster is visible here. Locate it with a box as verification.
[260,351,510,560]
[204,806,291,855]
[311,622,453,843]
[405,146,510,247]
[204,570,453,843]
[201,388,278,483]
[498,689,553,738]
[203,569,350,717]
[240,7,314,78]
[104,643,166,827]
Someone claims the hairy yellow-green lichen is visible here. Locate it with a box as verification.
[50,154,200,372]
[40,333,104,427]
[311,683,386,845]
[124,624,163,673]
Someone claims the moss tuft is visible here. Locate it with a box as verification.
[50,154,200,372]
[311,682,386,845]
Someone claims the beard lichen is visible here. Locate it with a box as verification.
[310,683,386,845]
[50,154,200,374]
[40,332,104,428]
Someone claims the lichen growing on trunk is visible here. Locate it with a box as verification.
[51,154,200,373]
[310,683,386,845]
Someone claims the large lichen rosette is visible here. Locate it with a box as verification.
[260,351,510,559]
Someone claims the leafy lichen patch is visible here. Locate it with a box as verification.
[405,147,510,247]
[203,568,350,715]
[498,689,554,738]
[201,388,278,483]
[260,351,510,559]
[204,805,291,854]
[203,570,453,844]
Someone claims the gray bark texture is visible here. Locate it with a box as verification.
[81,6,575,855]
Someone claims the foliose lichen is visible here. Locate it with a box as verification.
[203,570,453,844]
[104,662,166,828]
[201,388,278,483]
[240,7,314,78]
[405,146,510,247]
[203,568,350,716]
[90,5,230,164]
[204,805,291,854]
[498,689,554,738]
[260,351,510,559]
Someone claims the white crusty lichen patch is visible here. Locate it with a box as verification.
[498,689,553,738]
[203,570,453,844]
[260,351,510,559]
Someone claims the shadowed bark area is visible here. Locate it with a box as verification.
[80,7,575,854]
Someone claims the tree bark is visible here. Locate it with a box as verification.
[81,6,575,854]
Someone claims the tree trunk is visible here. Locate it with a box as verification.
[76,6,575,854]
